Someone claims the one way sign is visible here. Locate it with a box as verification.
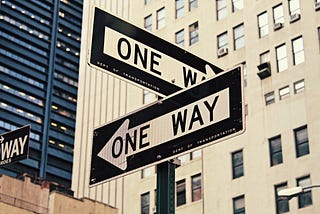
[0,125,30,166]
[90,66,245,186]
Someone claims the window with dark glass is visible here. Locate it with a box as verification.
[141,192,150,214]
[232,150,244,179]
[297,176,312,208]
[265,91,275,105]
[294,125,309,157]
[191,173,202,201]
[189,21,199,45]
[176,179,186,206]
[176,0,184,18]
[258,12,268,38]
[269,135,283,166]
[275,183,289,214]
[233,195,245,214]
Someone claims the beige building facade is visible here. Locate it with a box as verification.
[72,0,320,213]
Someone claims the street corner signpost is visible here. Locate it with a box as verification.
[89,6,223,96]
[89,66,245,186]
[0,125,31,166]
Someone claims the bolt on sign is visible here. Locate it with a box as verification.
[89,7,223,96]
[90,66,245,186]
[0,125,30,166]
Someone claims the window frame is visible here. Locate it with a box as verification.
[233,195,245,214]
[232,150,244,179]
[175,29,185,46]
[258,12,269,38]
[156,7,165,30]
[275,182,290,214]
[276,43,288,72]
[292,36,305,65]
[189,21,199,45]
[273,4,284,24]
[233,23,245,50]
[191,173,202,202]
[216,0,227,20]
[176,179,186,206]
[297,175,313,208]
[141,192,150,214]
[294,125,309,158]
[175,0,185,19]
[144,14,152,31]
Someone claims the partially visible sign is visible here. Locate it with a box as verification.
[90,66,245,186]
[89,7,223,96]
[0,125,30,166]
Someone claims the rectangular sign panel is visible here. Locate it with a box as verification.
[89,7,223,96]
[0,125,30,166]
[90,66,244,186]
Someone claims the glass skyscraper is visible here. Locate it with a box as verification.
[0,0,82,189]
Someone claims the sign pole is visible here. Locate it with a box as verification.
[156,161,176,214]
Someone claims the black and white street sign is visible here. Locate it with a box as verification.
[90,66,244,185]
[0,125,30,166]
[89,7,223,96]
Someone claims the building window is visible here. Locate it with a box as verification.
[233,24,245,50]
[276,44,288,72]
[189,0,198,11]
[288,0,301,15]
[176,179,186,206]
[232,0,243,12]
[294,125,309,157]
[157,7,165,29]
[275,183,289,214]
[191,173,202,201]
[297,176,312,208]
[279,86,290,100]
[242,62,247,87]
[216,0,227,20]
[273,4,284,24]
[141,192,150,214]
[189,21,199,45]
[232,150,244,179]
[190,150,202,160]
[145,0,152,4]
[269,135,283,166]
[265,92,275,105]
[233,195,245,214]
[258,12,269,38]
[176,0,184,18]
[141,166,154,178]
[178,154,188,164]
[292,36,305,65]
[175,29,185,46]
[260,51,270,64]
[318,27,320,51]
[143,90,156,104]
[144,14,152,31]
[217,31,228,49]
[294,79,305,94]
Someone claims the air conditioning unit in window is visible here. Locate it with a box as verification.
[217,47,228,57]
[289,13,301,23]
[257,62,271,80]
[315,1,320,11]
[273,22,283,31]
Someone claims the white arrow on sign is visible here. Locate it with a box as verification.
[0,136,4,144]
[97,88,230,170]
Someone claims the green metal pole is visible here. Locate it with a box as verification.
[156,161,175,214]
